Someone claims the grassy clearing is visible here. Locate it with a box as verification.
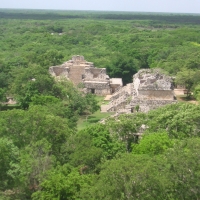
[77,110,114,130]
[95,96,110,105]
[77,95,114,130]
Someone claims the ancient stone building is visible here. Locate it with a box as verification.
[101,69,177,113]
[49,55,122,95]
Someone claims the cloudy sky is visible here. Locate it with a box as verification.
[0,0,200,13]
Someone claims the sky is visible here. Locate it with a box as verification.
[0,0,200,14]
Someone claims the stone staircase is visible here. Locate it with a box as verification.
[68,65,85,85]
[110,83,132,101]
[106,95,126,112]
[104,83,136,112]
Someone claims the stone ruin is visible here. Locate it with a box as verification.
[49,56,176,113]
[101,68,177,113]
[49,55,122,95]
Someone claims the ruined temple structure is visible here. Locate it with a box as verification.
[49,55,122,95]
[101,68,177,113]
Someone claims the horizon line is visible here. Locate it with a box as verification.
[0,8,200,15]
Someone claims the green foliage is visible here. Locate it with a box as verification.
[65,132,104,171]
[107,113,147,152]
[175,68,198,96]
[147,103,200,138]
[10,64,57,109]
[132,132,174,155]
[37,49,64,67]
[0,60,10,89]
[32,165,92,200]
[9,64,99,121]
[31,95,60,106]
[0,106,73,153]
[88,153,168,200]
[165,138,200,199]
[107,55,139,85]
[53,80,99,117]
[1,11,200,94]
[135,104,140,112]
[0,88,6,102]
[1,10,200,199]
[84,93,100,114]
[18,139,55,196]
[80,124,124,159]
[88,138,200,200]
[59,123,125,172]
[0,106,74,198]
[194,84,200,101]
[0,138,19,190]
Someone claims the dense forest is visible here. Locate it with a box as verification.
[0,9,200,199]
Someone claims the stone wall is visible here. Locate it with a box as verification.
[49,66,69,77]
[130,99,177,113]
[174,89,187,96]
[84,81,111,95]
[138,90,175,100]
[84,68,109,81]
[110,78,123,93]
